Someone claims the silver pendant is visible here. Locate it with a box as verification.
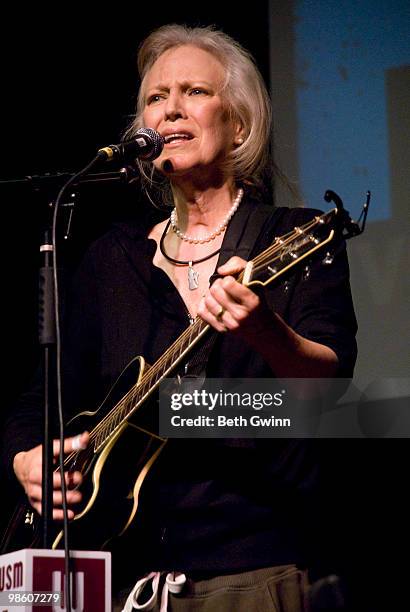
[188,261,199,290]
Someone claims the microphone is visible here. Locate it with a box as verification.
[98,128,164,162]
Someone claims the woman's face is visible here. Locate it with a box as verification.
[142,45,241,181]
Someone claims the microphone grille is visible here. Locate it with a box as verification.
[135,127,164,161]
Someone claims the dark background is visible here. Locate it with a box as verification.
[0,4,271,419]
[0,3,407,610]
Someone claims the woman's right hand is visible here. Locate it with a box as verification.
[12,432,89,520]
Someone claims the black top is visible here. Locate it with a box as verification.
[2,192,357,584]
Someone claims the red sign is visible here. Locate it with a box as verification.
[32,557,106,611]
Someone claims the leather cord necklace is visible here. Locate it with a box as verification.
[159,220,221,290]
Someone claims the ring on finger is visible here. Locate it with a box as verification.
[215,306,225,322]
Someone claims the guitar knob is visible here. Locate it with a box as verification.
[322,251,334,265]
[25,510,34,525]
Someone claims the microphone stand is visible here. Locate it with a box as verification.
[6,148,148,607]
[39,229,56,548]
[32,168,137,548]
[8,164,138,547]
[36,170,134,547]
[50,153,107,612]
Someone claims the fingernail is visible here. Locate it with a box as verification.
[72,435,87,451]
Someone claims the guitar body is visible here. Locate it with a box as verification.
[1,356,167,554]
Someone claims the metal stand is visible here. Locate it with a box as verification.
[38,229,56,548]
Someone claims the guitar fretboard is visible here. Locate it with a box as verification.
[92,317,210,451]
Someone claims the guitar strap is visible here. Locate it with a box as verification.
[185,196,278,377]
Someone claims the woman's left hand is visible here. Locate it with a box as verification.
[197,256,272,341]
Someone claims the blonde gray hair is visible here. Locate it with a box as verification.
[124,24,273,192]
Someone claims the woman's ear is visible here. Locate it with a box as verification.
[233,123,245,146]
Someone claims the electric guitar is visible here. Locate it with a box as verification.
[0,191,369,554]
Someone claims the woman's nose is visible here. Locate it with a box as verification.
[164,92,186,121]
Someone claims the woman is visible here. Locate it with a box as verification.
[4,25,357,611]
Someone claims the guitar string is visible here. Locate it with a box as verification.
[250,214,331,272]
[250,231,312,275]
[250,218,333,277]
[73,214,328,452]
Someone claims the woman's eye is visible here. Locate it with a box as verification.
[190,88,206,96]
[147,94,163,104]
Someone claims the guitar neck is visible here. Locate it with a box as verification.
[92,317,211,451]
[138,317,210,398]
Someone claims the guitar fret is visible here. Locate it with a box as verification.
[136,382,148,402]
[160,351,174,375]
[94,429,103,451]
[126,392,139,419]
[120,397,131,423]
[177,339,184,358]
[100,424,109,446]
[113,407,122,429]
[177,336,188,359]
[188,325,196,346]
[126,390,138,418]
[105,417,116,442]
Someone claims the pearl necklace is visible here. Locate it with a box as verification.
[170,188,244,244]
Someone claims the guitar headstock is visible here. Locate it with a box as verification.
[242,190,371,288]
